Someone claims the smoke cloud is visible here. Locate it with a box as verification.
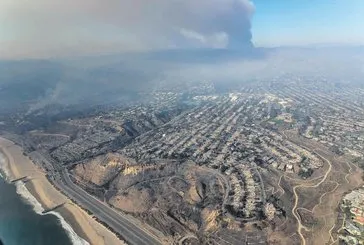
[0,0,254,58]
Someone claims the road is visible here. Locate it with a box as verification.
[178,234,199,245]
[57,168,162,245]
[281,131,335,245]
[29,149,163,245]
[291,150,333,245]
[0,136,163,245]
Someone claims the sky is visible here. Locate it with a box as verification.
[252,0,364,47]
[0,0,364,58]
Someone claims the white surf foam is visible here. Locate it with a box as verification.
[0,152,10,180]
[0,152,89,245]
[15,181,90,245]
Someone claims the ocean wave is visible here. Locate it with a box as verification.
[0,152,10,180]
[15,181,90,245]
[0,152,89,245]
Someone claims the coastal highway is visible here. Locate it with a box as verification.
[57,168,162,245]
[29,150,162,244]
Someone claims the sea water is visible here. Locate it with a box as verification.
[0,153,88,245]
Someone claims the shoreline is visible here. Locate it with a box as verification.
[13,180,89,245]
[0,137,125,245]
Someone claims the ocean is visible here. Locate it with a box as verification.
[0,153,88,245]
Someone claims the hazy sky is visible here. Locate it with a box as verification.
[253,0,364,47]
[0,0,363,58]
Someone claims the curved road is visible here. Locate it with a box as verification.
[58,169,162,245]
[0,137,162,245]
[178,235,199,245]
[291,151,333,245]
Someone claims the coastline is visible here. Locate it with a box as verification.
[0,137,125,245]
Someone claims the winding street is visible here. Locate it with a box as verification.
[291,151,333,245]
[57,168,162,245]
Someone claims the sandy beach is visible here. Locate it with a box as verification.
[0,137,124,245]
